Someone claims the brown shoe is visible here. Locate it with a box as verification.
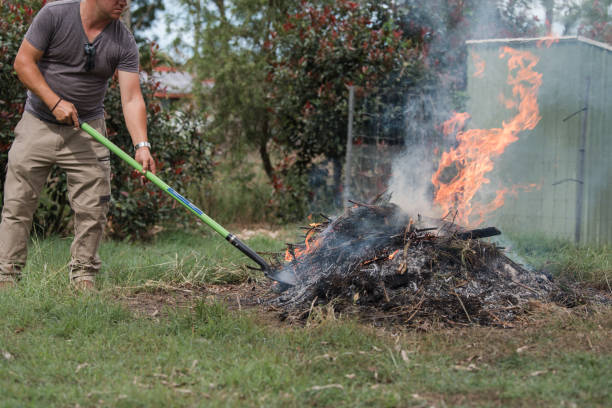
[73,280,95,291]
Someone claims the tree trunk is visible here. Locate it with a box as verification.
[541,0,554,34]
[259,117,274,182]
[122,0,132,30]
[332,157,343,207]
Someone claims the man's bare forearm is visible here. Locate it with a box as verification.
[118,70,149,147]
[14,41,60,111]
[122,97,148,146]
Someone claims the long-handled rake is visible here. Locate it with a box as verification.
[80,122,294,285]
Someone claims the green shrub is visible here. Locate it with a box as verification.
[0,1,44,191]
[267,165,311,222]
[104,86,214,240]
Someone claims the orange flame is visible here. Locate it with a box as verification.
[472,52,485,78]
[442,112,470,139]
[388,249,400,260]
[536,20,560,48]
[536,36,560,48]
[432,47,542,226]
[498,92,517,110]
[469,183,541,226]
[284,229,322,261]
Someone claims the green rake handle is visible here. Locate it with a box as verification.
[80,122,271,275]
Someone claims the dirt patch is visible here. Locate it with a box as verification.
[236,228,281,240]
[113,281,279,321]
[113,283,207,318]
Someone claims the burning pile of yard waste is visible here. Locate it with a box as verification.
[269,197,561,326]
[261,45,604,325]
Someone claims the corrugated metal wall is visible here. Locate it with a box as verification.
[465,37,611,245]
[581,40,612,245]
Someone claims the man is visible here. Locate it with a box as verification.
[0,0,155,290]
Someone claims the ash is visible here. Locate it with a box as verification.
[271,202,556,325]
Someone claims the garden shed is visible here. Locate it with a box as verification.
[465,36,612,245]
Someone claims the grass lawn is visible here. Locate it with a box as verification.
[1,229,610,407]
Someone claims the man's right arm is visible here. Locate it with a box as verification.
[13,39,79,127]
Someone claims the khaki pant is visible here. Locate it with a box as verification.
[0,112,111,283]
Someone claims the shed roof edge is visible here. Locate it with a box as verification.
[466,36,612,52]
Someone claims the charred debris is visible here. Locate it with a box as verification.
[269,197,567,327]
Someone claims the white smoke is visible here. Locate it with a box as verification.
[387,144,438,218]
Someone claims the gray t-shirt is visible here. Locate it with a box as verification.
[24,0,139,123]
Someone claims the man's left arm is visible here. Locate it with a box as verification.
[118,70,156,174]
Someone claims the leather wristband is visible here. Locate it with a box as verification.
[50,97,62,112]
[134,141,151,151]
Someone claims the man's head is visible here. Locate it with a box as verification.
[91,0,127,21]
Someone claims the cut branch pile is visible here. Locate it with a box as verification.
[271,200,556,326]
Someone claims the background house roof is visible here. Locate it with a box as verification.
[142,67,214,99]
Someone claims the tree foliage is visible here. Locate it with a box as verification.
[130,0,165,40]
[129,0,176,71]
[270,1,423,163]
[174,0,294,183]
[558,0,612,44]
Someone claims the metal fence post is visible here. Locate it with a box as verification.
[575,76,590,244]
[343,85,355,206]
